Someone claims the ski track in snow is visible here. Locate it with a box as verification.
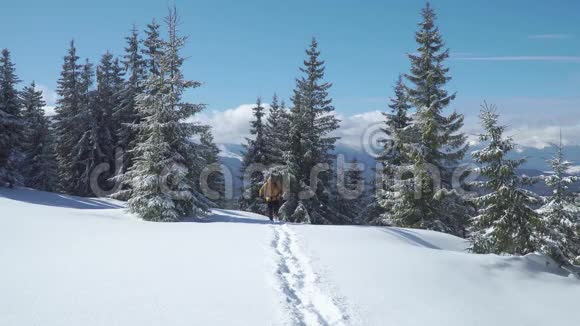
[271,223,349,326]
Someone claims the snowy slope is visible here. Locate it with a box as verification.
[0,188,285,326]
[1,188,579,326]
[293,225,580,325]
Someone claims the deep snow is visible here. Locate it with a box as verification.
[1,187,579,326]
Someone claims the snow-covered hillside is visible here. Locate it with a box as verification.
[1,188,579,326]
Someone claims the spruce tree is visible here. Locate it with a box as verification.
[142,19,163,76]
[110,58,125,144]
[396,3,470,235]
[239,97,268,213]
[199,128,226,207]
[0,49,23,187]
[337,158,367,224]
[281,38,344,224]
[96,52,121,162]
[163,8,213,215]
[74,52,124,195]
[53,45,101,196]
[375,75,412,226]
[21,82,57,191]
[264,94,290,165]
[73,60,97,196]
[470,105,541,255]
[359,187,387,226]
[539,140,580,266]
[115,26,146,173]
[383,75,412,155]
[54,41,84,194]
[124,8,209,221]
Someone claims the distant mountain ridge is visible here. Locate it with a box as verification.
[217,143,580,198]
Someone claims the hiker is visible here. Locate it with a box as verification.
[259,174,283,221]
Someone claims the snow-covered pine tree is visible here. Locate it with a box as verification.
[110,58,125,145]
[239,97,268,213]
[124,7,210,221]
[20,82,57,191]
[142,19,163,76]
[114,25,146,173]
[281,38,345,224]
[279,100,290,132]
[358,191,386,226]
[398,3,471,235]
[374,75,412,226]
[0,49,23,187]
[336,158,367,224]
[72,59,98,196]
[54,41,85,194]
[74,52,124,195]
[470,105,541,255]
[199,128,226,207]
[96,52,122,161]
[383,75,412,156]
[538,140,580,266]
[264,94,290,165]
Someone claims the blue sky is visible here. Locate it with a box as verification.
[1,0,579,147]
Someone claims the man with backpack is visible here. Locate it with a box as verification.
[259,174,283,221]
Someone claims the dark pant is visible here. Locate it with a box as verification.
[267,200,280,220]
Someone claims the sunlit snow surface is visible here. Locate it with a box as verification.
[1,187,579,326]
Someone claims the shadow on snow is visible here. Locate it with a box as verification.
[184,209,274,225]
[378,227,442,250]
[0,187,123,210]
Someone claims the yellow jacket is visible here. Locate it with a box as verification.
[259,177,282,202]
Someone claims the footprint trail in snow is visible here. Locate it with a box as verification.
[271,223,349,326]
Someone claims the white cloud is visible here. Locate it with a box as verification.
[35,84,57,106]
[456,97,580,149]
[43,106,56,117]
[193,103,269,144]
[333,109,580,152]
[507,124,580,149]
[568,165,580,175]
[193,104,386,152]
[199,97,580,152]
[34,84,58,117]
[528,34,573,40]
[334,111,384,149]
[196,105,387,153]
[466,120,580,150]
[338,99,580,151]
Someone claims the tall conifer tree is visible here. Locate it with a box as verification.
[115,26,146,172]
[142,19,163,76]
[199,128,226,207]
[376,75,413,226]
[54,41,84,194]
[96,52,121,162]
[0,49,22,187]
[21,82,57,191]
[264,94,290,165]
[394,3,470,234]
[281,38,344,224]
[73,59,98,196]
[239,97,268,213]
[336,158,367,224]
[124,8,209,221]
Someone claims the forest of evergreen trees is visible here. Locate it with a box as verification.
[0,4,578,268]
